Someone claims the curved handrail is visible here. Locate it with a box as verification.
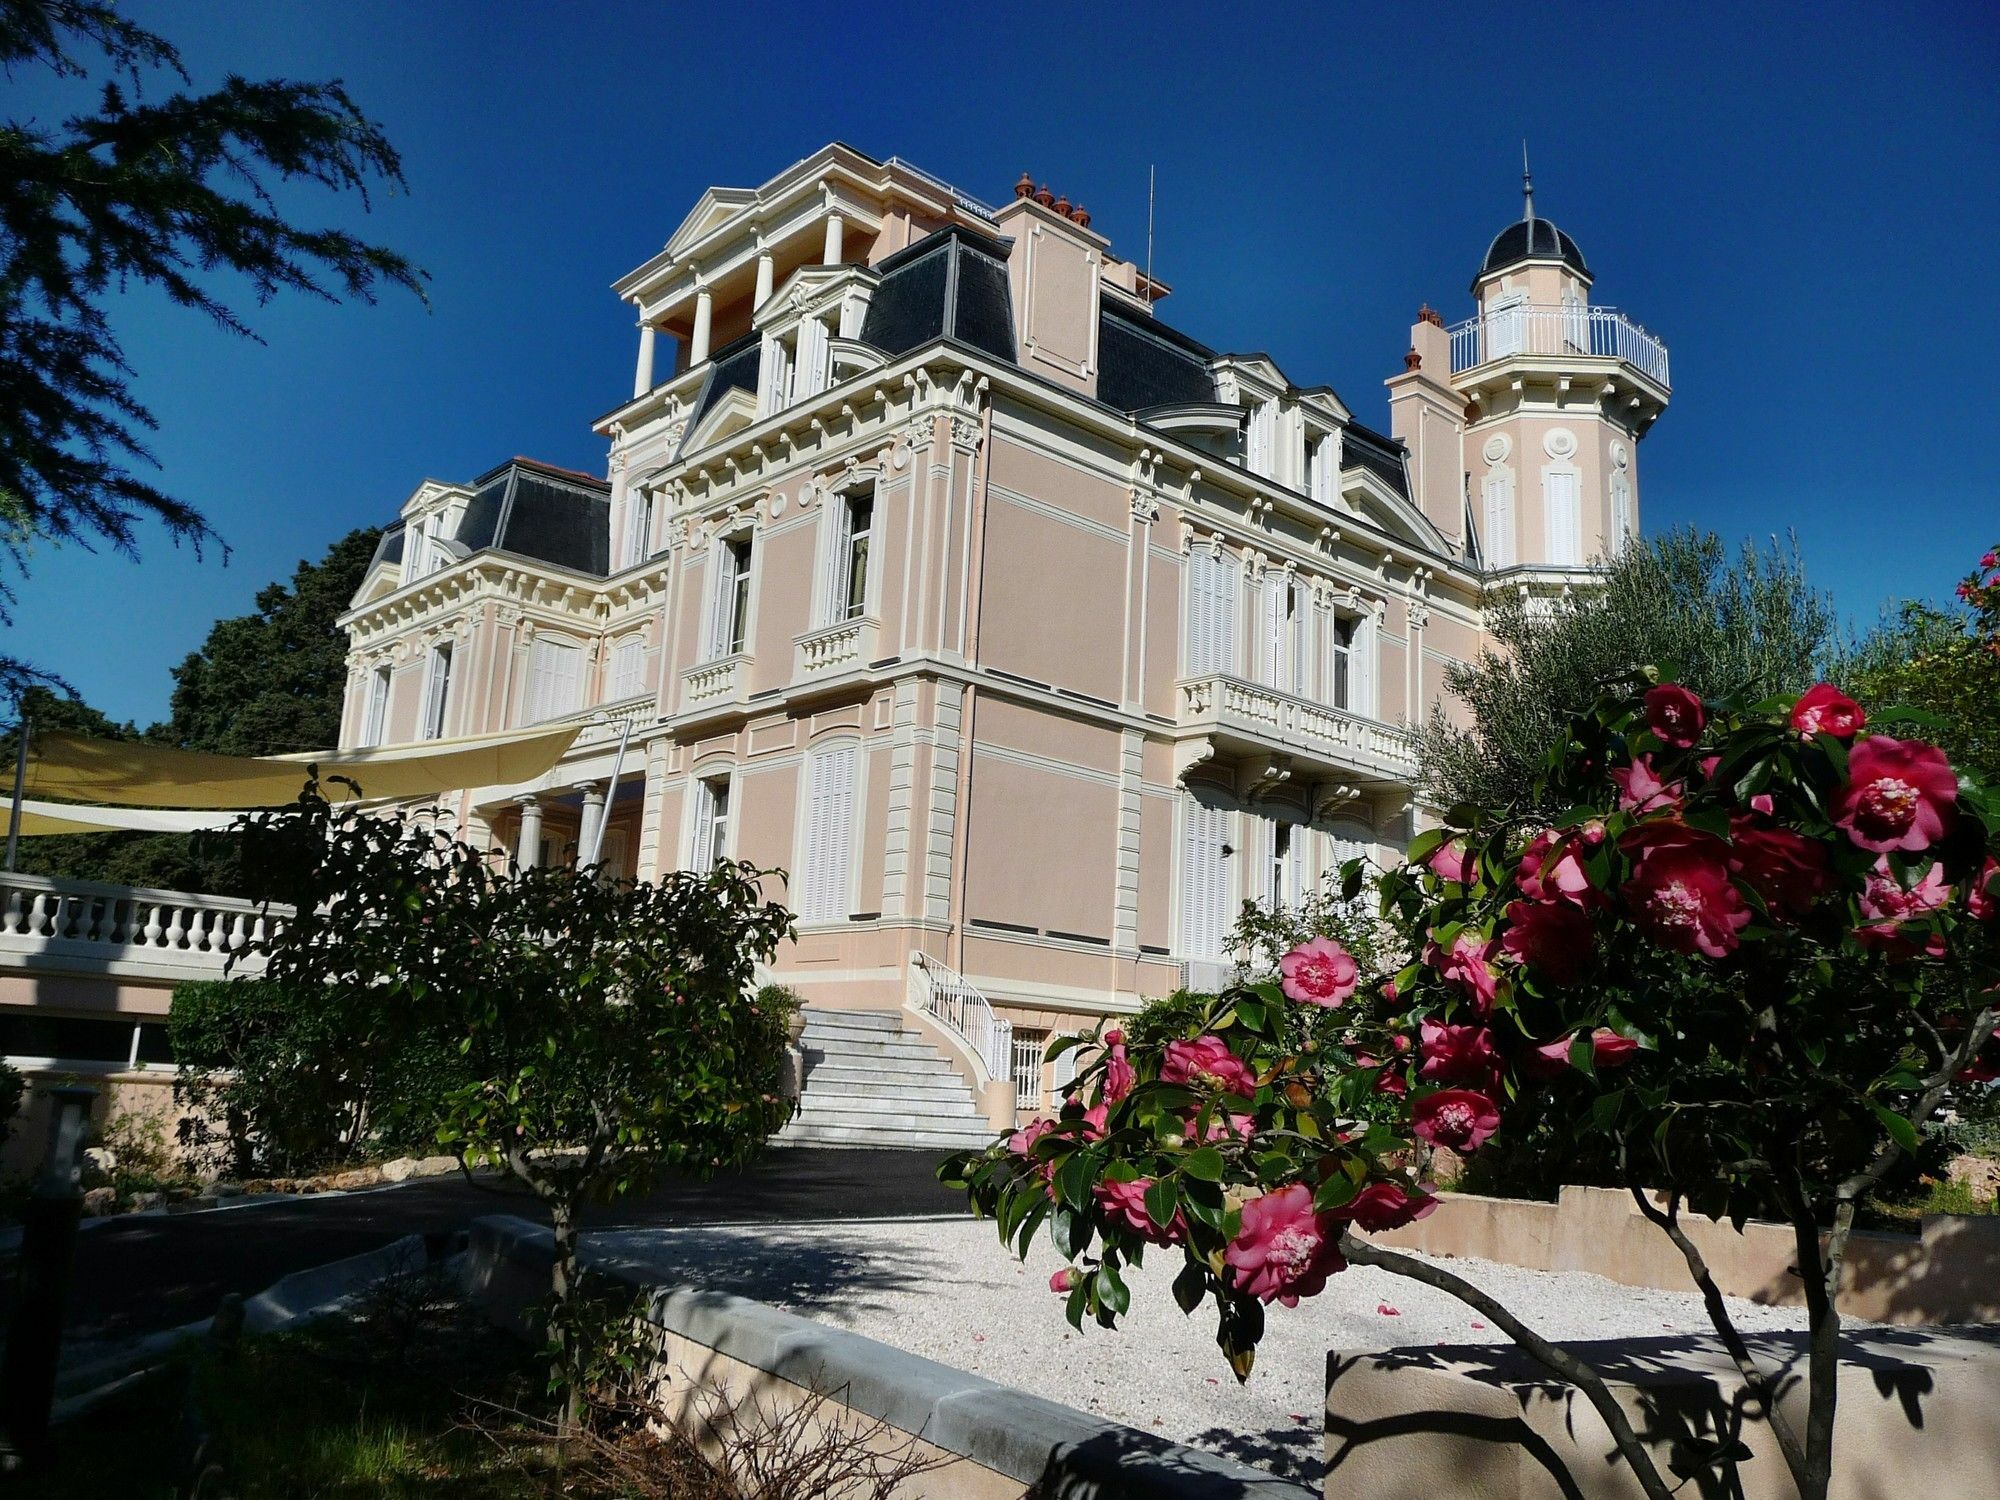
[907,951,1011,1085]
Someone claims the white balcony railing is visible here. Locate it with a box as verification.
[792,616,880,680]
[556,692,657,747]
[0,870,286,980]
[1447,305,1669,387]
[1178,674,1420,783]
[681,654,750,711]
[908,951,1012,1086]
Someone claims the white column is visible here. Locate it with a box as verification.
[515,796,543,869]
[690,288,713,365]
[753,251,774,308]
[822,213,844,265]
[632,323,656,398]
[576,783,606,867]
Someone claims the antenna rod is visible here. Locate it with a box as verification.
[1145,164,1156,302]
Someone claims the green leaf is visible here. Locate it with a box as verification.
[1182,1147,1225,1182]
[1172,1259,1207,1315]
[1870,1104,1921,1156]
[1145,1176,1181,1228]
[1095,1262,1131,1317]
[1312,1174,1360,1213]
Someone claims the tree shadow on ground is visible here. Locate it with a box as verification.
[582,1222,947,1321]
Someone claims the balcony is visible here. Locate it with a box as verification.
[1176,674,1419,789]
[792,615,882,682]
[0,870,285,983]
[681,653,751,717]
[1447,305,1669,390]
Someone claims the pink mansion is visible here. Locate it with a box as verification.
[337,144,1671,1145]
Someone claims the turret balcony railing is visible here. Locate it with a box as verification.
[1448,305,1669,388]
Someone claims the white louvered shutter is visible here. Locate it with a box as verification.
[1182,794,1231,961]
[1483,472,1516,570]
[707,541,739,660]
[1261,577,1286,688]
[1611,474,1634,554]
[826,495,854,627]
[1051,1038,1080,1099]
[1545,471,1581,566]
[609,639,644,700]
[1351,613,1378,718]
[801,745,856,921]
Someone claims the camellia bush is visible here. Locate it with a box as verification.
[944,673,2000,1500]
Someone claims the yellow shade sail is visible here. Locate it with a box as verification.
[7,799,246,836]
[21,724,583,810]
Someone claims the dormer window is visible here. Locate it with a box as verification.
[1307,429,1341,507]
[756,313,833,417]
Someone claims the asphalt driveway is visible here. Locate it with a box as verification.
[2,1146,966,1344]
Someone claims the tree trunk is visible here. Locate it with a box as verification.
[548,1199,584,1437]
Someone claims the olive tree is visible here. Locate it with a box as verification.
[241,784,795,1425]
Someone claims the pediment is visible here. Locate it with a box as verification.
[1341,468,1449,554]
[664,186,758,258]
[684,386,758,455]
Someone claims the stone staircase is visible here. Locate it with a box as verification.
[775,1008,997,1151]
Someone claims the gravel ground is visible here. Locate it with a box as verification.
[588,1214,1819,1483]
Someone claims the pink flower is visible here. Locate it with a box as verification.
[1520,1035,1578,1079]
[1591,1028,1639,1066]
[1186,1109,1256,1144]
[1644,684,1706,748]
[1411,1088,1502,1152]
[1426,839,1476,885]
[1620,822,1752,958]
[1856,858,1952,953]
[1049,1268,1076,1293]
[1095,1176,1182,1245]
[1728,817,1831,919]
[1791,683,1865,740]
[1224,1184,1347,1307]
[1161,1036,1259,1098]
[1518,830,1594,907]
[1610,756,1684,814]
[1279,936,1360,1007]
[1007,1117,1053,1157]
[1424,930,1501,1013]
[1337,1181,1440,1233]
[1969,858,1999,922]
[1834,736,1958,853]
[1499,899,1594,986]
[1102,1034,1135,1104]
[1417,1019,1499,1087]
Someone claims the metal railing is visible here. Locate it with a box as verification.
[1447,305,1669,386]
[0,870,286,977]
[908,951,1012,1084]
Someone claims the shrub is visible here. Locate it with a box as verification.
[946,670,2000,1500]
[0,1060,21,1156]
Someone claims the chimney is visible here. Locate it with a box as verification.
[1386,307,1466,547]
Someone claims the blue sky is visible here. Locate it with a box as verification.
[8,0,1998,726]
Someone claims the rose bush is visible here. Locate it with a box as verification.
[944,671,2000,1500]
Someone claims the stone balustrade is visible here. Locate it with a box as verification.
[0,870,285,980]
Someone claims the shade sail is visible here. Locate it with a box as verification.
[7,799,245,836]
[22,724,582,809]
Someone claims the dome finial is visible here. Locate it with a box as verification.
[1522,138,1535,223]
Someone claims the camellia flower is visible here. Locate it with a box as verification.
[1520,1035,1579,1079]
[1728,817,1831,919]
[1424,930,1501,1012]
[1224,1184,1347,1306]
[1095,1176,1183,1245]
[1620,821,1752,958]
[1102,1030,1135,1104]
[1590,1028,1639,1066]
[1049,1267,1076,1293]
[1337,1181,1439,1233]
[1644,683,1706,748]
[1970,858,1999,922]
[1186,1109,1256,1144]
[1610,756,1684,814]
[1791,683,1865,740]
[1499,899,1594,985]
[1411,1088,1502,1152]
[1007,1117,1053,1157]
[1426,838,1476,884]
[1834,735,1958,853]
[1416,1018,1499,1087]
[1518,830,1594,907]
[1161,1035,1259,1098]
[1856,858,1951,957]
[1279,936,1360,1007]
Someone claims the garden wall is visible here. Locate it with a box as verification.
[460,1214,1315,1500]
[1365,1184,2000,1324]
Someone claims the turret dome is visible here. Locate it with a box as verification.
[1477,216,1591,283]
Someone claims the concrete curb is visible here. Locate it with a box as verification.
[464,1214,1316,1500]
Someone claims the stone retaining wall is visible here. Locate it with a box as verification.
[1367,1184,2000,1324]
[461,1214,1314,1500]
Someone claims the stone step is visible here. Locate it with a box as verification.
[803,1056,963,1080]
[787,1106,994,1134]
[803,1038,954,1063]
[803,1022,938,1048]
[799,1008,903,1033]
[791,1092,981,1120]
[775,1122,994,1151]
[803,1077,977,1103]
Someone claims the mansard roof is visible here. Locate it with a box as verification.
[1340,422,1411,498]
[1096,301,1217,412]
[857,224,1016,362]
[453,458,610,577]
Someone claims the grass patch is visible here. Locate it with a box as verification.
[1860,1174,1999,1234]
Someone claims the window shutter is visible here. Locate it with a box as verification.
[1611,474,1634,554]
[1483,472,1516,570]
[801,745,856,921]
[1352,613,1378,718]
[1261,577,1284,688]
[1182,794,1231,961]
[1544,471,1581,566]
[1051,1038,1080,1097]
[707,541,739,660]
[610,639,644,700]
[826,496,854,627]
[1215,557,1238,675]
